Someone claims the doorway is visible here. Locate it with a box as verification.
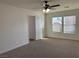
[28,16,36,41]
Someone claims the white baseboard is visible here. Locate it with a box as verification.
[0,42,29,54]
[46,36,79,41]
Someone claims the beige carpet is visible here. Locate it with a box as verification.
[0,38,79,58]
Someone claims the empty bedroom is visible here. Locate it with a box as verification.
[0,0,79,58]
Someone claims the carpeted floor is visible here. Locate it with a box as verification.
[0,38,79,58]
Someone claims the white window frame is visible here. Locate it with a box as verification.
[52,16,76,34]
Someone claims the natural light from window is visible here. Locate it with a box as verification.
[52,17,62,32]
[52,16,76,34]
[64,16,76,34]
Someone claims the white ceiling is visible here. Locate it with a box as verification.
[0,0,79,12]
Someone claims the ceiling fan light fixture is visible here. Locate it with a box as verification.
[46,8,50,12]
[41,0,60,13]
[43,9,46,12]
[43,8,50,13]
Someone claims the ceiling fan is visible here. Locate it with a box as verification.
[42,0,60,13]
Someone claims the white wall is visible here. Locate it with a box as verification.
[0,3,44,54]
[36,16,44,40]
[0,3,30,54]
[45,9,79,40]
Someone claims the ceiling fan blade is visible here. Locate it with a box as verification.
[50,4,60,7]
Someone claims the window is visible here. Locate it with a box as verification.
[52,17,62,32]
[64,16,76,34]
[52,16,76,34]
